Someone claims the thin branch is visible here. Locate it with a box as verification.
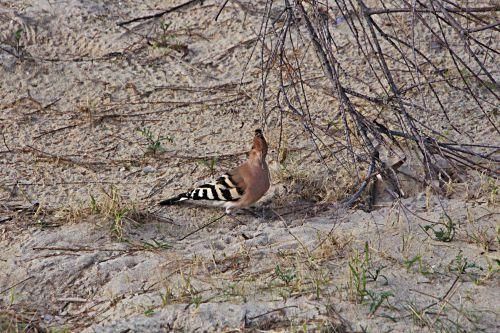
[367,6,500,15]
[117,0,204,27]
[177,213,227,241]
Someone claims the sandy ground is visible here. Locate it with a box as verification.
[1,0,499,332]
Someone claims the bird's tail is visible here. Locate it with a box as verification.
[158,193,190,206]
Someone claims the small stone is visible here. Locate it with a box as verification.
[42,314,54,322]
[143,166,156,173]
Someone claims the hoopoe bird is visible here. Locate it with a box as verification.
[159,129,270,214]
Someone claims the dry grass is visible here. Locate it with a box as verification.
[54,186,139,241]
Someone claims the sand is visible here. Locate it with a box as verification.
[1,0,498,332]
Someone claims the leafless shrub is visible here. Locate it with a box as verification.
[251,0,498,208]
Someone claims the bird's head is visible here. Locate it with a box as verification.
[250,129,268,159]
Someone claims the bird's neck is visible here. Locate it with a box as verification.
[249,152,268,172]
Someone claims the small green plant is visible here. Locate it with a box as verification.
[404,256,418,269]
[497,225,500,245]
[144,308,155,317]
[200,157,218,175]
[179,270,199,304]
[58,190,136,236]
[485,176,498,204]
[111,208,129,241]
[190,295,203,308]
[14,28,23,54]
[161,287,174,306]
[310,270,330,299]
[404,254,431,275]
[217,280,244,301]
[275,265,296,285]
[347,242,392,313]
[138,127,172,155]
[160,21,172,32]
[477,258,500,284]
[422,215,455,242]
[449,250,482,275]
[141,239,171,250]
[14,29,23,41]
[89,194,99,213]
[367,265,388,285]
[367,290,393,315]
[9,288,16,306]
[348,242,370,302]
[90,186,136,241]
[152,21,174,48]
[465,208,496,252]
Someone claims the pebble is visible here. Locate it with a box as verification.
[143,166,156,173]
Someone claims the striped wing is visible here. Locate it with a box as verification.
[189,173,244,202]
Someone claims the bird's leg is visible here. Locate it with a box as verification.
[241,207,259,218]
[225,209,245,227]
[242,206,271,219]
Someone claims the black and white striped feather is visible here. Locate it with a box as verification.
[159,174,244,206]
